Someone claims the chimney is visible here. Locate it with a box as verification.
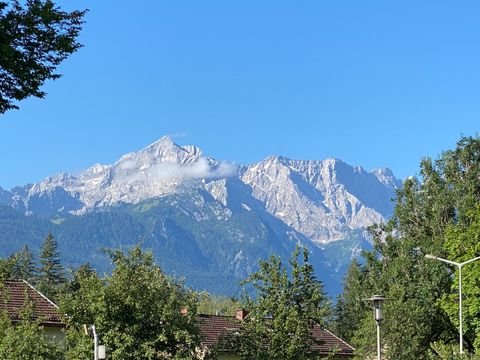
[236,309,248,320]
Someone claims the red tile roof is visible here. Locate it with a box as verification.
[198,314,355,357]
[0,280,64,327]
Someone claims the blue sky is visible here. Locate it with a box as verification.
[1,1,479,189]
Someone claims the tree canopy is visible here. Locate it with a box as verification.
[239,246,331,360]
[0,300,63,359]
[0,0,86,113]
[335,136,480,359]
[60,246,203,360]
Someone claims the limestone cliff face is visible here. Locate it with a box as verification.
[240,156,399,245]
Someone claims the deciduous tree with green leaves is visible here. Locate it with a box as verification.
[442,206,480,351]
[337,136,480,359]
[60,246,204,360]
[0,0,86,113]
[0,293,63,359]
[239,246,331,360]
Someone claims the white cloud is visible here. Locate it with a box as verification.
[113,157,237,184]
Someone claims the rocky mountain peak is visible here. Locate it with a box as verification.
[117,136,203,168]
[372,167,402,189]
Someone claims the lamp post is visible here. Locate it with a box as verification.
[83,324,106,359]
[365,295,386,360]
[425,254,480,354]
[84,324,98,360]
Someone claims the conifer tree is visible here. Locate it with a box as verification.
[12,245,36,283]
[37,233,66,300]
[333,260,368,343]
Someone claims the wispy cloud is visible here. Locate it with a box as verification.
[113,157,237,184]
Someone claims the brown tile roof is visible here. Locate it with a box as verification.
[0,280,64,327]
[197,314,355,357]
[198,314,242,352]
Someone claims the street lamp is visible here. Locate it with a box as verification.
[83,324,107,360]
[84,324,99,360]
[364,295,386,360]
[425,254,480,354]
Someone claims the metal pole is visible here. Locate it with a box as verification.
[92,325,98,360]
[425,254,480,355]
[459,265,463,354]
[377,321,381,360]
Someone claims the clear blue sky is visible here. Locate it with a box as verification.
[1,1,479,190]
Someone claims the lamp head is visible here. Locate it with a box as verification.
[425,254,438,260]
[364,295,386,322]
[83,324,92,337]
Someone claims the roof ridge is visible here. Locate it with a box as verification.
[21,279,59,309]
[198,314,237,319]
[322,327,355,351]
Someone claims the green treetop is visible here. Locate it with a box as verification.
[239,246,331,360]
[336,136,480,359]
[0,0,86,113]
[37,232,66,300]
[60,246,204,360]
[12,245,36,283]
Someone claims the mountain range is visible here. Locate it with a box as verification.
[0,137,401,296]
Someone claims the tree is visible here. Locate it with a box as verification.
[60,246,203,360]
[197,293,241,316]
[60,263,105,360]
[12,245,36,282]
[0,255,17,280]
[429,342,480,360]
[337,136,480,359]
[239,246,331,360]
[0,0,86,113]
[37,232,66,300]
[333,259,368,343]
[442,206,480,350]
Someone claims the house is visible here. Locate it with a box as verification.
[198,309,355,359]
[0,279,65,341]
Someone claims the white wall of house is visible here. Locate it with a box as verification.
[43,326,65,343]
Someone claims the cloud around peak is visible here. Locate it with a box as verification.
[114,157,238,184]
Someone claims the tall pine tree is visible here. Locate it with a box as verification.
[37,233,66,300]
